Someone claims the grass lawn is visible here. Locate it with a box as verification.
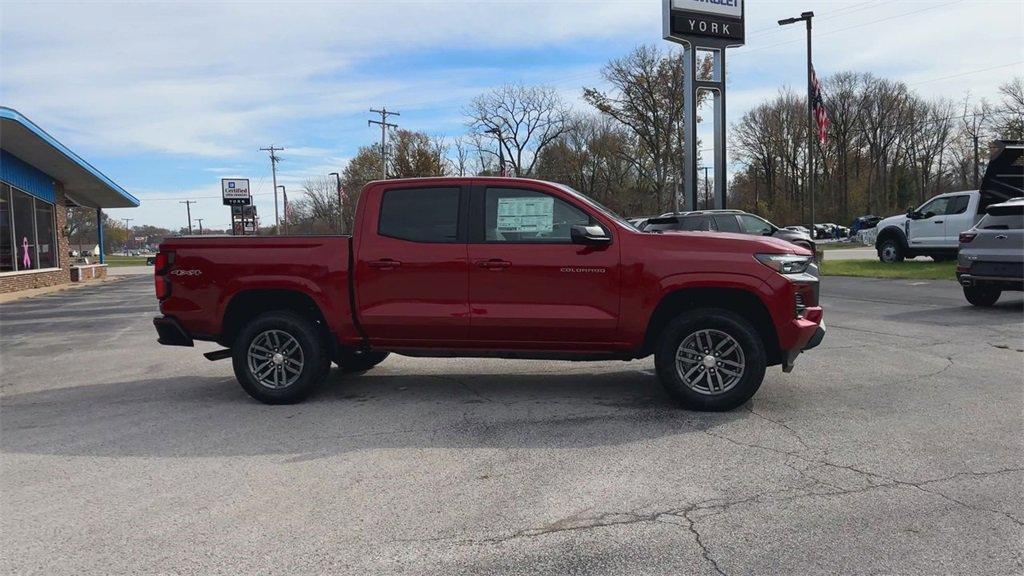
[820,242,869,250]
[820,259,956,281]
[103,255,148,267]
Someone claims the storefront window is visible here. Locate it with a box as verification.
[1,182,58,272]
[36,202,56,269]
[0,185,11,272]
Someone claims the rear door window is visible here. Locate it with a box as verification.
[713,215,741,233]
[945,195,970,215]
[379,187,461,243]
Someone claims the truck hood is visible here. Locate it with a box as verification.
[656,230,813,256]
[876,213,908,231]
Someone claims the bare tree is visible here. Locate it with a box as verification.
[466,83,570,177]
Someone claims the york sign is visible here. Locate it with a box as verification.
[664,0,745,46]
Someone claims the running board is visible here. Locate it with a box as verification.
[203,349,233,361]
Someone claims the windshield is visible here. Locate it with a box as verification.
[551,183,635,229]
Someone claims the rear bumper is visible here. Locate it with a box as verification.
[957,272,1024,291]
[153,316,194,347]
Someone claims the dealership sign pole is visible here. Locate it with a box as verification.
[663,0,744,211]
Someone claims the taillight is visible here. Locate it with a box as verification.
[154,276,170,300]
[154,251,173,274]
[154,251,174,300]
[959,232,977,243]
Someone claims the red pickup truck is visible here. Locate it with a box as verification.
[154,177,824,410]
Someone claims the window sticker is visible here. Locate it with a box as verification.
[497,196,554,233]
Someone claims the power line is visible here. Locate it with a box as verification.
[369,107,400,180]
[909,61,1024,86]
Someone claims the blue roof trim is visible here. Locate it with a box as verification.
[0,106,140,206]
[1,150,56,204]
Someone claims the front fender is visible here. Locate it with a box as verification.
[874,225,908,249]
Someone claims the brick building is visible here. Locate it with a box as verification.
[0,107,138,293]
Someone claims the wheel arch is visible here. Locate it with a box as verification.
[874,225,908,251]
[221,289,332,351]
[641,287,782,366]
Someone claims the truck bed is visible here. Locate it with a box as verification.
[156,235,356,344]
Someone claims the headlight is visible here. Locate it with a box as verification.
[755,253,811,275]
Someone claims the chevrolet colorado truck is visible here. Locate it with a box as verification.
[153,177,825,411]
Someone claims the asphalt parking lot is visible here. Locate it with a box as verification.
[2,275,1022,575]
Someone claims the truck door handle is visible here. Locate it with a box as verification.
[932,220,943,224]
[996,235,1007,240]
[368,259,402,269]
[476,259,511,270]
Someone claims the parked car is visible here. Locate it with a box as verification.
[153,177,825,410]
[850,215,881,235]
[956,197,1024,306]
[643,210,816,252]
[784,225,810,235]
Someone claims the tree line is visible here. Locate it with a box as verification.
[77,44,1021,241]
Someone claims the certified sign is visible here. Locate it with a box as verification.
[221,178,251,206]
[664,0,744,46]
[672,0,742,19]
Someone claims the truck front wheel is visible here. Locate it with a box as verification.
[655,309,767,411]
[877,238,905,263]
[335,349,390,373]
[232,311,330,404]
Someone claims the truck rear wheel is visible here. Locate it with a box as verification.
[232,311,330,404]
[963,285,1001,307]
[655,309,767,411]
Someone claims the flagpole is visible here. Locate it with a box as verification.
[805,13,815,235]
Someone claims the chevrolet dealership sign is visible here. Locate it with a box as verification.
[221,178,252,206]
[664,0,745,46]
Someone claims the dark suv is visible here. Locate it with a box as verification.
[641,210,816,252]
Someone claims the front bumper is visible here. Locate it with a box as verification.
[781,311,825,373]
[153,316,194,347]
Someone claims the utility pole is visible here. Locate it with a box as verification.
[329,172,343,233]
[779,11,815,231]
[260,146,285,233]
[486,126,506,176]
[194,218,204,235]
[179,200,196,234]
[369,107,399,180]
[122,218,133,255]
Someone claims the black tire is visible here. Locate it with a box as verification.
[963,285,1001,307]
[231,311,330,404]
[877,238,905,263]
[335,349,390,373]
[654,308,767,411]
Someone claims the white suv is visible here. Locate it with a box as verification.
[874,190,982,263]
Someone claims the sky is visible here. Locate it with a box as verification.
[1,0,1022,230]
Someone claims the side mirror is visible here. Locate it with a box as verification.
[571,224,611,246]
[906,210,920,220]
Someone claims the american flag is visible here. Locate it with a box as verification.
[810,65,830,146]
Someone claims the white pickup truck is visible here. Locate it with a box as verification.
[874,190,986,263]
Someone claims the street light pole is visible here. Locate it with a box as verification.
[329,172,343,233]
[277,185,288,235]
[698,165,711,210]
[779,11,815,232]
[486,126,505,176]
